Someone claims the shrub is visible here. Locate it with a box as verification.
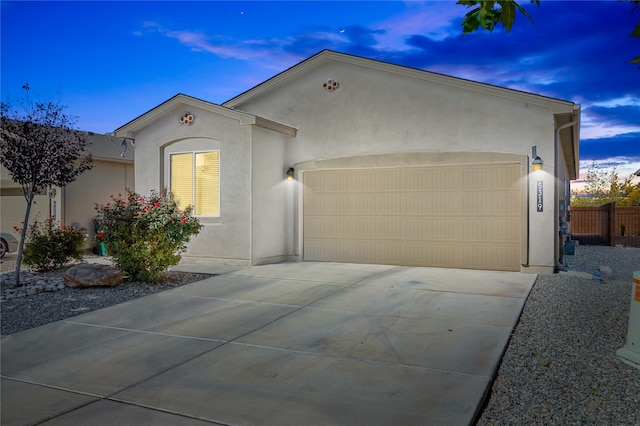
[94,190,203,282]
[22,218,86,271]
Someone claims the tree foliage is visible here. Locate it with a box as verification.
[0,84,92,285]
[571,163,640,207]
[457,0,640,67]
[457,0,540,34]
[630,1,640,66]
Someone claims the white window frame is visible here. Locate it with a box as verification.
[169,150,220,217]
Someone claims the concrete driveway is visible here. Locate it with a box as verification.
[1,262,535,425]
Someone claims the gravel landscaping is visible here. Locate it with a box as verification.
[478,245,640,425]
[0,266,212,335]
[1,246,639,424]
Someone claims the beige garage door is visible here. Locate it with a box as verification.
[1,194,50,234]
[303,163,522,271]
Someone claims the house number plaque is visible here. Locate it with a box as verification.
[536,180,543,212]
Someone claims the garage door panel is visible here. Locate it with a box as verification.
[394,168,460,191]
[406,192,463,215]
[463,167,520,190]
[348,241,404,264]
[462,219,519,242]
[348,217,405,239]
[492,193,521,214]
[349,193,405,215]
[423,218,461,241]
[405,243,461,268]
[305,217,349,238]
[304,239,349,262]
[463,245,520,270]
[463,193,517,215]
[304,194,349,214]
[348,170,407,192]
[303,164,521,271]
[305,239,405,264]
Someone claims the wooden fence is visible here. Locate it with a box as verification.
[571,203,640,247]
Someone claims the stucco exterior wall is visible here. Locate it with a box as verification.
[234,62,552,164]
[250,127,292,264]
[64,159,134,247]
[234,61,562,272]
[527,164,557,271]
[135,103,254,264]
[2,161,133,249]
[118,54,577,272]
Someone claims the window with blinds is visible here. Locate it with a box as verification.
[170,151,220,216]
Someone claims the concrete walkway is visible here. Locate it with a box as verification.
[1,262,535,425]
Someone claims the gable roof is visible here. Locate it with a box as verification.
[1,118,133,163]
[0,126,132,190]
[85,131,134,162]
[224,50,578,114]
[115,93,296,139]
[224,50,580,179]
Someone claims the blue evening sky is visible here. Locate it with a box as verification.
[1,1,639,181]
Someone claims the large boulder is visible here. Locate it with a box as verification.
[64,264,124,288]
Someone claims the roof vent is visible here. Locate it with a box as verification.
[179,113,194,125]
[322,79,339,92]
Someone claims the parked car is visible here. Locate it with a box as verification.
[0,232,19,258]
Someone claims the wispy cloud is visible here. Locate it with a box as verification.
[140,21,305,67]
[369,2,461,49]
[580,104,640,139]
[137,2,638,173]
[578,132,640,179]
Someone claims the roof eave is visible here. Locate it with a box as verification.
[223,50,577,114]
[91,155,134,164]
[115,93,295,138]
[114,94,257,138]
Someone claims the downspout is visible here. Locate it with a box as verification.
[554,117,578,272]
[249,126,254,265]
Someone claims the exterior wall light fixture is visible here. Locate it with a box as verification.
[286,167,295,180]
[531,146,543,172]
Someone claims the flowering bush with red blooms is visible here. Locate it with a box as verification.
[93,190,203,282]
[22,217,86,271]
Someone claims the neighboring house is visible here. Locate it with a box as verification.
[115,50,580,273]
[0,131,134,249]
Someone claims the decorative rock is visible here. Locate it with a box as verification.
[597,265,612,278]
[64,264,124,288]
